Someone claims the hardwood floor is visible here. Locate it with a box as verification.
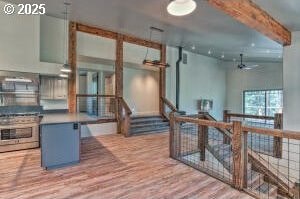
[0,133,253,199]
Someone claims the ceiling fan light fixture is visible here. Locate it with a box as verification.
[167,0,197,16]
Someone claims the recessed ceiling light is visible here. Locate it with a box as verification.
[251,43,255,47]
[221,53,225,59]
[191,45,196,50]
[208,50,212,55]
[167,0,197,16]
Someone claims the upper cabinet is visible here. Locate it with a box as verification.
[40,76,68,100]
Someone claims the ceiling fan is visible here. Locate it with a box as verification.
[237,54,259,70]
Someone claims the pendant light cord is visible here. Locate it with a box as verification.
[144,28,153,61]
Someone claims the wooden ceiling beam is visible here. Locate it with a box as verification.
[207,0,291,46]
[76,23,118,40]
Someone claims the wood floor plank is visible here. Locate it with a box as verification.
[0,133,253,199]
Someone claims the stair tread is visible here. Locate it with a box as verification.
[131,118,167,124]
[131,126,169,133]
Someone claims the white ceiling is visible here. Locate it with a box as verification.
[5,0,286,62]
[252,0,300,31]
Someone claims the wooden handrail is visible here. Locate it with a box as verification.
[119,97,132,115]
[161,97,177,112]
[174,116,233,130]
[226,112,275,120]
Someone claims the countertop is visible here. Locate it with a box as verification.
[40,113,98,125]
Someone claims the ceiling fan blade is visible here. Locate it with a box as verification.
[243,65,259,70]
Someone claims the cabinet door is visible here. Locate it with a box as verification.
[53,78,68,99]
[40,77,53,100]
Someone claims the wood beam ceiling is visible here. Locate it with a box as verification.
[207,0,291,46]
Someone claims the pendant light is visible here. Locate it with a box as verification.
[167,0,197,16]
[143,27,170,68]
[60,2,71,77]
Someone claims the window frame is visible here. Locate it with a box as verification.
[243,89,283,117]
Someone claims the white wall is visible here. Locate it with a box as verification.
[283,31,300,131]
[166,47,227,120]
[225,61,283,113]
[123,42,160,116]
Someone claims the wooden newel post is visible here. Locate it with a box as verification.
[223,110,231,144]
[232,121,245,190]
[169,112,175,158]
[273,113,283,158]
[198,115,207,161]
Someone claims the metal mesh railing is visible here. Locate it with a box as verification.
[171,116,233,185]
[170,113,300,199]
[76,95,116,119]
[244,127,300,199]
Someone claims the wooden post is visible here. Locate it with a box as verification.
[68,22,77,113]
[159,45,166,116]
[223,110,231,144]
[232,121,244,190]
[198,124,207,162]
[116,34,123,134]
[294,181,300,199]
[223,110,230,123]
[243,131,248,188]
[169,112,175,158]
[273,113,283,158]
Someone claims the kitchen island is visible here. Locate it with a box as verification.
[40,113,98,170]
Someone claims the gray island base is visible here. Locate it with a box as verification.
[40,113,97,170]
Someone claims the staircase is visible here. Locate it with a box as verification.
[130,115,170,136]
[206,124,291,199]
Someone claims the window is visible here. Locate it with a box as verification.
[243,90,283,117]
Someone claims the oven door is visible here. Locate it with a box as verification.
[0,124,39,146]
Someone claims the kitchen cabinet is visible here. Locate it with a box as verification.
[40,122,80,170]
[40,76,68,100]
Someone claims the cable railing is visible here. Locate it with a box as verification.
[170,112,300,199]
[76,94,117,120]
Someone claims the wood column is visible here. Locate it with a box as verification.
[223,110,231,144]
[198,123,207,162]
[68,22,77,113]
[159,45,166,115]
[273,113,283,158]
[232,121,244,190]
[116,34,123,134]
[169,112,175,158]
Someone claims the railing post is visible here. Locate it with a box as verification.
[273,113,283,158]
[232,121,245,190]
[198,115,207,161]
[243,131,248,189]
[169,112,175,158]
[223,110,231,144]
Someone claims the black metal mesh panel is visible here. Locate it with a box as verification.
[172,121,233,184]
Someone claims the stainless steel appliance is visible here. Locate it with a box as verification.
[0,113,40,152]
[0,71,41,152]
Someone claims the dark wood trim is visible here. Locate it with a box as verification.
[116,34,124,134]
[207,0,291,46]
[68,21,77,113]
[76,94,116,98]
[123,35,162,50]
[273,113,283,158]
[76,23,117,39]
[159,45,167,115]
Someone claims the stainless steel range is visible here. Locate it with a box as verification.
[0,113,40,152]
[0,71,41,152]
